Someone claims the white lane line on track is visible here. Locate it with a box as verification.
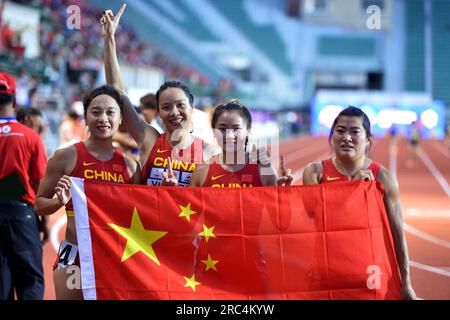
[385,138,450,281]
[417,147,450,197]
[410,261,450,277]
[404,223,450,249]
[389,139,398,178]
[389,139,450,246]
[406,208,450,218]
[50,214,67,253]
[429,141,450,159]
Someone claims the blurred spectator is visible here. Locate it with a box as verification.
[139,93,163,133]
[112,122,138,159]
[389,124,398,142]
[58,100,88,147]
[406,121,421,168]
[0,20,26,60]
[284,111,303,135]
[7,0,225,153]
[1,21,14,50]
[16,106,47,139]
[15,70,37,107]
[32,0,209,91]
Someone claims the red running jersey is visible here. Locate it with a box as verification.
[203,157,263,188]
[65,141,131,212]
[320,158,381,184]
[0,119,47,205]
[142,133,204,187]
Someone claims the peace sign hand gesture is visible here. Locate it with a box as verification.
[161,157,179,187]
[100,4,126,37]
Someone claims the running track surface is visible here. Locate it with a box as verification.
[42,136,450,300]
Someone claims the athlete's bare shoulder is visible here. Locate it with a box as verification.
[49,144,77,172]
[302,162,323,185]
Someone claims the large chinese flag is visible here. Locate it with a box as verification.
[71,178,401,300]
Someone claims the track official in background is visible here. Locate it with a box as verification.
[0,72,47,300]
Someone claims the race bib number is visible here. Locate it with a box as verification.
[57,240,78,270]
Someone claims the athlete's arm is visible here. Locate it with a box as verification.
[35,147,76,216]
[302,162,321,185]
[113,131,138,150]
[378,166,416,300]
[190,164,209,187]
[38,215,49,244]
[121,95,160,165]
[124,155,142,185]
[101,5,126,92]
[101,6,160,164]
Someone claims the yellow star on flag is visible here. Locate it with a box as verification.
[178,203,197,222]
[201,254,219,272]
[184,274,201,292]
[199,224,216,243]
[108,207,167,265]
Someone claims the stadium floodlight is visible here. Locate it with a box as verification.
[420,109,439,130]
[318,105,344,128]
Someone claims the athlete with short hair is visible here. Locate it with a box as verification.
[0,72,47,300]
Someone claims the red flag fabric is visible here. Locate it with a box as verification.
[71,178,401,300]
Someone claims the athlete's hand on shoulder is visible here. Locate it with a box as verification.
[100,4,126,37]
[352,169,374,182]
[55,175,71,206]
[277,155,294,186]
[161,157,178,187]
